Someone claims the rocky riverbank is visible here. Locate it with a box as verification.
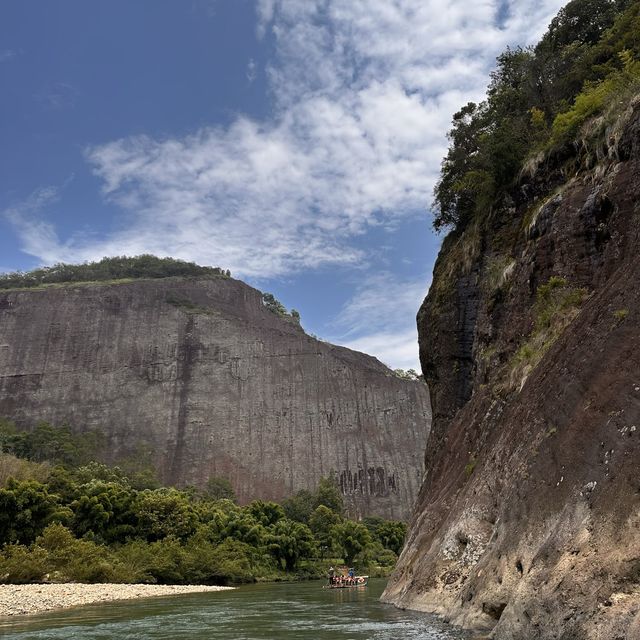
[0,583,234,616]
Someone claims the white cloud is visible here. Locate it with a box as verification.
[9,0,566,279]
[246,58,257,83]
[3,187,64,262]
[342,329,422,371]
[329,271,431,370]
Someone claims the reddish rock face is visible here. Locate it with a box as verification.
[0,276,430,520]
[383,104,640,638]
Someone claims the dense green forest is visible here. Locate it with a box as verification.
[0,420,404,585]
[0,255,230,289]
[434,0,640,232]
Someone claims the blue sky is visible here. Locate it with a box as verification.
[0,0,566,369]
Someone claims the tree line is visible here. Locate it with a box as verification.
[0,420,405,585]
[0,255,231,289]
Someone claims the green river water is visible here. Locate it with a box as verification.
[0,580,471,639]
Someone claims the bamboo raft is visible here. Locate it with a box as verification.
[324,575,369,589]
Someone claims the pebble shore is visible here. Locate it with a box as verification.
[0,583,235,617]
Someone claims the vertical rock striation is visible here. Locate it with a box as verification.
[0,276,430,520]
[383,101,640,637]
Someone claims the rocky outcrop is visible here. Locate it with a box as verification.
[383,100,640,637]
[0,276,430,520]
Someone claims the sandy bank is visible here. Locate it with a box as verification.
[0,583,235,616]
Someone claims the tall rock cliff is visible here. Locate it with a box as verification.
[0,275,430,520]
[382,92,640,636]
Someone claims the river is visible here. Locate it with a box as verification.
[0,579,470,639]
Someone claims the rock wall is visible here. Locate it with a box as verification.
[383,99,640,637]
[0,276,430,520]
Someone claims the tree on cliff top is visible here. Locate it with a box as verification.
[432,0,640,233]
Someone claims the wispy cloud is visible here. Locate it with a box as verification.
[3,187,64,263]
[329,271,431,369]
[9,0,565,279]
[0,49,17,63]
[246,58,257,83]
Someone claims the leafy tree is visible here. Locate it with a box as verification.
[433,102,489,231]
[550,49,640,144]
[36,523,117,582]
[330,521,371,566]
[542,0,620,51]
[135,489,198,542]
[0,480,70,545]
[0,543,49,583]
[70,480,138,543]
[262,292,288,316]
[0,419,24,455]
[261,292,301,322]
[314,474,344,515]
[72,462,129,485]
[266,519,315,571]
[136,536,189,584]
[0,421,102,467]
[0,418,423,583]
[183,536,256,585]
[220,512,267,547]
[309,505,342,555]
[357,540,398,569]
[282,489,315,523]
[27,423,101,465]
[192,505,232,544]
[246,500,285,527]
[46,466,82,503]
[70,494,110,539]
[0,417,423,585]
[204,476,236,502]
[364,517,407,556]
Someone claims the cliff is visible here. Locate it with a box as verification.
[0,275,430,520]
[382,81,640,638]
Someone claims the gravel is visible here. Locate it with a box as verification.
[0,583,235,616]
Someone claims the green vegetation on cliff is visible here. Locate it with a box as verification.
[261,292,301,324]
[0,255,230,290]
[0,421,405,585]
[507,277,589,391]
[0,255,306,325]
[433,0,640,233]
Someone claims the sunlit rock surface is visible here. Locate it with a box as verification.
[0,276,429,520]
